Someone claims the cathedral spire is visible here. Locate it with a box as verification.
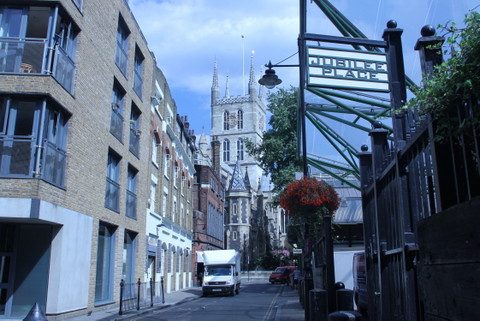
[211,60,219,105]
[248,53,257,98]
[229,160,247,191]
[224,75,230,98]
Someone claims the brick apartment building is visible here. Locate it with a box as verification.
[0,0,194,319]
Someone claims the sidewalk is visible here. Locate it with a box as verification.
[64,287,203,321]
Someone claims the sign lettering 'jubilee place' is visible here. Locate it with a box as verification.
[307,46,389,92]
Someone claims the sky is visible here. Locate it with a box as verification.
[129,0,479,162]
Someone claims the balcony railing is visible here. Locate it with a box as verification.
[115,44,128,76]
[105,177,120,212]
[52,46,76,94]
[0,37,76,94]
[129,128,140,157]
[0,38,47,74]
[41,140,66,188]
[110,108,124,142]
[0,136,66,187]
[0,136,36,177]
[126,190,137,219]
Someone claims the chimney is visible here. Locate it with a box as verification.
[211,136,221,175]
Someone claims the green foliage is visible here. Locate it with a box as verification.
[245,87,302,194]
[405,11,480,139]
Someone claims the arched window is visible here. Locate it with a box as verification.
[223,139,230,162]
[237,110,243,129]
[237,139,244,161]
[223,111,230,130]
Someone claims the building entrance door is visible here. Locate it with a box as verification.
[0,224,16,317]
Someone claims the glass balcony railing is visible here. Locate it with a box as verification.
[0,37,76,94]
[115,44,128,76]
[52,46,76,94]
[0,38,47,74]
[110,108,124,142]
[105,177,120,212]
[0,136,66,187]
[129,128,140,157]
[126,190,137,219]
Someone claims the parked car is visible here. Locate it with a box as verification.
[269,266,296,284]
[353,251,368,316]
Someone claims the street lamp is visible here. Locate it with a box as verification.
[258,61,282,89]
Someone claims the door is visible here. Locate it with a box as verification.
[0,224,16,317]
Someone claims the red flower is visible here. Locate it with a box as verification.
[279,178,340,216]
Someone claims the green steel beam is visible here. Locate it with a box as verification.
[308,87,393,132]
[317,89,391,109]
[307,113,360,172]
[308,109,372,135]
[307,104,389,117]
[307,157,360,190]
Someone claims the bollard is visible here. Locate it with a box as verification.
[328,310,362,321]
[309,289,328,321]
[150,278,154,307]
[136,278,141,311]
[336,289,354,311]
[23,303,48,321]
[119,279,124,315]
[161,276,165,304]
[299,279,304,307]
[303,277,314,321]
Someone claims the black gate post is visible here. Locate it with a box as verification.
[119,279,124,315]
[150,277,154,307]
[161,276,165,304]
[136,278,141,311]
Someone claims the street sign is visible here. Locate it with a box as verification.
[307,46,389,92]
[292,248,302,255]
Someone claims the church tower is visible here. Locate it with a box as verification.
[210,55,266,188]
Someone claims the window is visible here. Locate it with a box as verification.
[126,165,137,219]
[237,110,243,129]
[237,139,244,161]
[232,202,238,215]
[133,46,144,99]
[151,136,159,166]
[122,230,136,284]
[53,14,78,93]
[115,15,129,76]
[95,223,116,303]
[222,139,230,162]
[232,231,237,241]
[163,148,170,177]
[105,150,121,212]
[173,161,179,187]
[172,197,177,222]
[148,179,157,213]
[0,97,67,187]
[162,192,168,216]
[223,111,229,130]
[110,82,125,142]
[129,104,141,157]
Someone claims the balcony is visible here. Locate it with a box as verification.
[105,177,120,212]
[110,108,124,142]
[126,190,137,219]
[0,37,76,94]
[129,128,140,157]
[0,136,66,188]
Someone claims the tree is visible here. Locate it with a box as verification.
[245,87,302,194]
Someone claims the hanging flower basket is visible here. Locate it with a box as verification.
[279,177,340,219]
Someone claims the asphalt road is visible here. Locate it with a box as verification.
[131,282,304,321]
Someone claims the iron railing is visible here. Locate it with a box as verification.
[119,278,165,315]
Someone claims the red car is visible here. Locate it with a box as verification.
[269,266,296,284]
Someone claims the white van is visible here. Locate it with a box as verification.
[202,250,241,296]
